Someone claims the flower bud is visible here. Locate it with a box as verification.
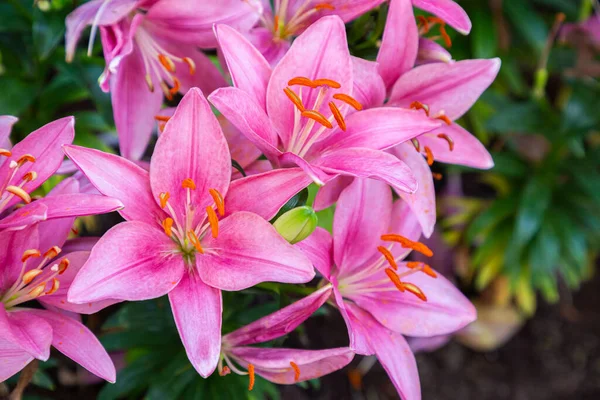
[273,206,318,244]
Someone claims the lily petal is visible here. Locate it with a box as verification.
[0,226,39,292]
[0,115,17,150]
[215,24,272,108]
[317,148,417,194]
[63,145,165,225]
[230,346,354,384]
[27,309,116,382]
[279,152,333,186]
[390,143,436,237]
[0,202,48,232]
[413,0,472,35]
[0,336,34,382]
[331,286,374,355]
[351,57,386,109]
[313,175,352,212]
[225,168,312,220]
[417,37,453,64]
[294,227,334,279]
[318,0,386,22]
[198,212,315,291]
[68,221,185,304]
[377,0,418,89]
[0,306,52,361]
[168,273,222,378]
[388,58,501,120]
[150,88,231,219]
[223,285,333,347]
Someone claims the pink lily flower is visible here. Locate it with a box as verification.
[0,199,119,382]
[0,116,123,231]
[65,0,260,160]
[63,88,315,378]
[209,16,440,193]
[219,285,353,388]
[297,178,476,399]
[244,0,470,65]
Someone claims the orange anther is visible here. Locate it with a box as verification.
[58,258,70,274]
[145,74,154,92]
[422,264,438,278]
[220,366,231,376]
[385,268,405,292]
[312,78,341,89]
[409,101,430,117]
[162,218,174,237]
[183,57,196,75]
[288,77,316,88]
[22,269,43,285]
[274,15,280,29]
[182,178,196,190]
[17,154,36,164]
[381,234,434,257]
[411,138,420,152]
[43,246,61,259]
[160,81,174,101]
[436,115,452,125]
[290,361,301,382]
[46,278,60,295]
[283,87,305,112]
[28,283,46,298]
[209,188,225,216]
[23,171,37,182]
[187,230,204,254]
[6,186,31,204]
[377,246,397,270]
[424,146,434,166]
[417,15,430,33]
[169,77,181,95]
[406,261,438,278]
[314,3,335,11]
[206,206,219,238]
[158,54,176,73]
[22,249,41,262]
[403,282,427,301]
[332,93,363,110]
[432,172,443,181]
[301,110,333,129]
[437,133,454,151]
[248,364,255,391]
[328,101,346,131]
[159,192,170,208]
[406,261,421,269]
[0,149,11,157]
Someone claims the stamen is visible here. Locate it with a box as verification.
[381,234,434,257]
[411,138,420,152]
[328,102,346,131]
[187,230,204,254]
[182,57,196,75]
[437,133,454,151]
[6,186,31,204]
[29,283,46,298]
[17,154,36,165]
[0,149,11,157]
[23,171,37,182]
[159,192,170,208]
[384,268,405,292]
[312,78,341,88]
[162,218,174,237]
[155,115,171,122]
[406,261,437,278]
[314,3,335,11]
[160,81,174,101]
[145,74,154,92]
[427,17,452,47]
[158,54,176,73]
[220,366,231,376]
[409,101,430,116]
[290,361,301,382]
[206,206,219,238]
[22,249,41,262]
[332,93,363,110]
[45,278,60,295]
[424,146,434,166]
[182,178,196,190]
[432,172,443,180]
[436,115,452,125]
[169,77,181,95]
[377,246,397,270]
[209,188,225,217]
[283,87,306,112]
[22,270,43,285]
[58,259,70,275]
[288,77,317,88]
[417,16,430,33]
[43,246,61,259]
[248,364,255,391]
[301,110,333,129]
[403,282,427,301]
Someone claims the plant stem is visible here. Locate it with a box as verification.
[8,360,38,400]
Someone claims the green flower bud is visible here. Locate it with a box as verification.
[273,206,318,244]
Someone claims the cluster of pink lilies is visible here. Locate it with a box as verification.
[1,1,500,398]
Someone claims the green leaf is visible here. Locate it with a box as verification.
[0,77,38,116]
[528,218,560,279]
[146,353,197,400]
[0,3,30,33]
[513,175,552,246]
[466,197,516,243]
[98,353,166,400]
[503,0,549,53]
[32,7,67,60]
[486,101,551,134]
[471,4,498,59]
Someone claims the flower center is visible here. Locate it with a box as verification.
[0,246,69,309]
[283,76,363,157]
[158,179,224,266]
[338,234,438,302]
[0,154,38,214]
[408,101,455,170]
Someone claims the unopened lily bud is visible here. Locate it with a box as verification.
[273,206,318,244]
